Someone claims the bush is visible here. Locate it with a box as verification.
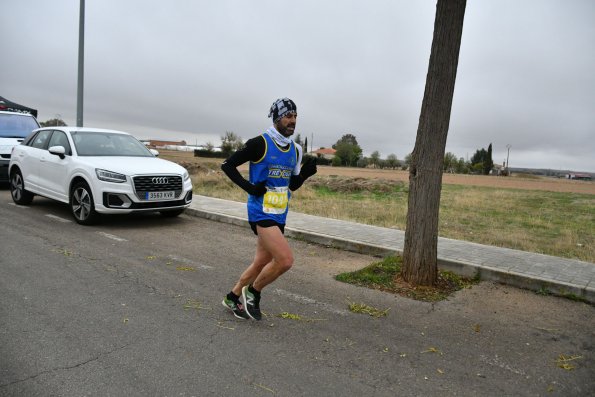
[194,149,226,158]
[313,156,333,166]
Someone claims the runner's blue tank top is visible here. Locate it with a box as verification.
[247,133,298,224]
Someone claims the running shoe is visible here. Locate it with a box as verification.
[222,297,249,319]
[242,285,262,320]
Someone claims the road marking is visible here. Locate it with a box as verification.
[97,232,128,242]
[274,288,349,316]
[7,202,27,208]
[480,354,527,376]
[167,254,213,269]
[45,214,71,223]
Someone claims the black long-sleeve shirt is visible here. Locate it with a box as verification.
[220,136,305,194]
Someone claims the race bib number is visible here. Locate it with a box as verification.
[263,186,288,214]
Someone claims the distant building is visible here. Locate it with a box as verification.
[565,173,592,181]
[146,139,187,148]
[311,147,336,160]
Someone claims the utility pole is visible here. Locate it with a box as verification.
[76,0,85,127]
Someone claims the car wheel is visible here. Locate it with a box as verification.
[10,168,34,205]
[160,209,185,217]
[70,181,99,225]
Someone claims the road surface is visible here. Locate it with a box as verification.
[0,188,593,396]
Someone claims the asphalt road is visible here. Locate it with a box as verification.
[0,187,593,397]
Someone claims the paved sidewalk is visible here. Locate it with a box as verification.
[186,195,595,303]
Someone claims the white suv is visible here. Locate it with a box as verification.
[0,111,40,183]
[9,127,193,224]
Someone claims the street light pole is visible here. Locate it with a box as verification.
[76,0,85,127]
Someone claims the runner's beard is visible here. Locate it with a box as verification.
[278,124,295,137]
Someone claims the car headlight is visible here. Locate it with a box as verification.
[183,170,190,181]
[96,169,127,183]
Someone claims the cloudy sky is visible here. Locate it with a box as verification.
[3,0,594,172]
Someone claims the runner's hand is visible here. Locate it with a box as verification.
[300,156,317,180]
[249,181,267,197]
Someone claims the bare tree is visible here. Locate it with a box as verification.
[370,150,381,168]
[221,131,243,156]
[402,0,467,286]
[40,118,67,127]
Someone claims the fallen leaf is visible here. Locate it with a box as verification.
[555,354,582,370]
[215,322,235,330]
[347,300,390,317]
[254,383,275,394]
[184,299,211,312]
[279,312,301,320]
[422,347,443,355]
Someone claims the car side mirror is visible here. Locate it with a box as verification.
[150,149,159,157]
[49,145,66,159]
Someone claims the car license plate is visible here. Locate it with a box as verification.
[146,191,175,200]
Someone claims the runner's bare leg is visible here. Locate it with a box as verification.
[231,226,293,295]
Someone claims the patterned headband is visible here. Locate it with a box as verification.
[268,98,297,123]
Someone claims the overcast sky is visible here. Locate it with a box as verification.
[2,0,594,172]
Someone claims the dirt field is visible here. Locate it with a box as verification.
[315,166,595,194]
[161,150,595,195]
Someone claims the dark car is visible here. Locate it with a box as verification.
[0,110,41,182]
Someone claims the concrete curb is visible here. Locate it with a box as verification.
[284,227,595,304]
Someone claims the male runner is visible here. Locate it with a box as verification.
[221,98,317,320]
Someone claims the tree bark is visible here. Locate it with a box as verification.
[401,0,466,286]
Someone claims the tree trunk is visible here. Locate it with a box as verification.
[401,0,466,286]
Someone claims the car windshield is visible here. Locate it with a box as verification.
[72,131,153,157]
[0,113,40,138]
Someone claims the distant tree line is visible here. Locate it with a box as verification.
[196,130,497,176]
[314,133,497,175]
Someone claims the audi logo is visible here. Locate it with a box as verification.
[152,177,169,184]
